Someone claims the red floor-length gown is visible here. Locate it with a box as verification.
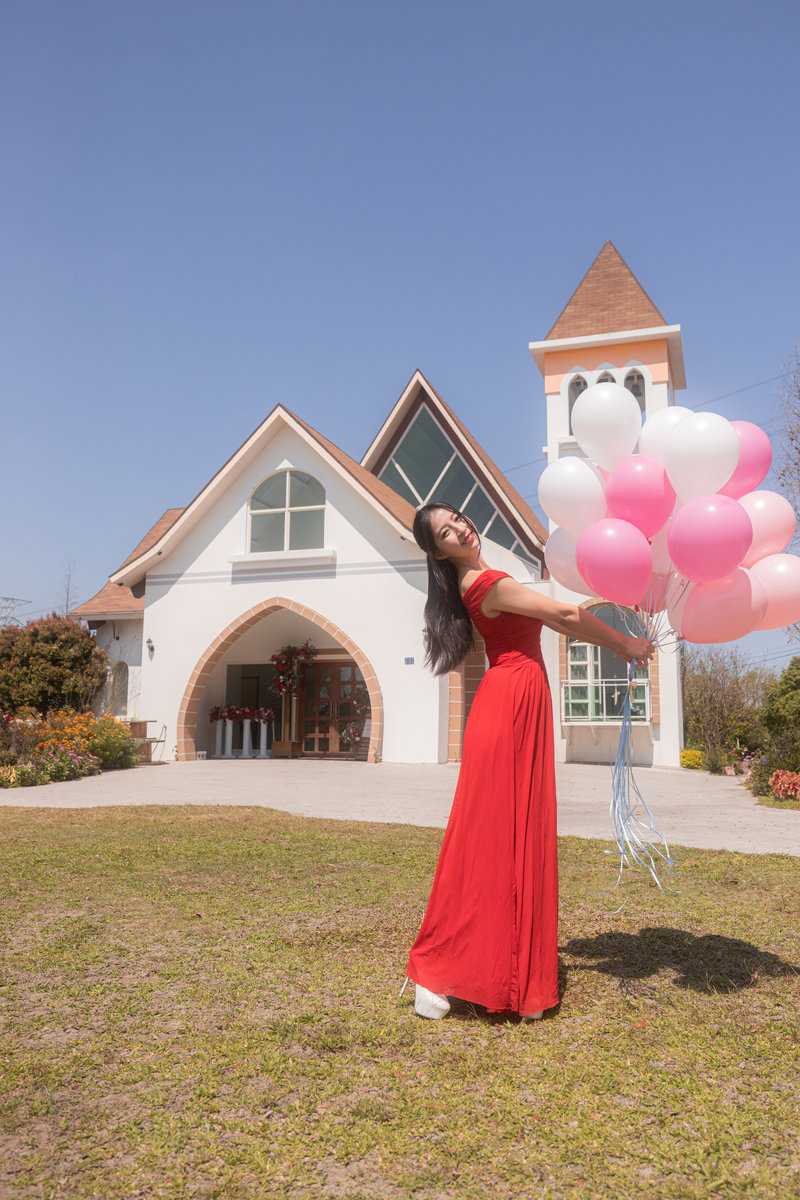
[407,569,559,1015]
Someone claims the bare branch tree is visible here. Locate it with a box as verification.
[681,646,774,752]
[60,560,76,618]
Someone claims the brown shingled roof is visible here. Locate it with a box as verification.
[116,508,185,571]
[546,241,667,340]
[71,580,143,619]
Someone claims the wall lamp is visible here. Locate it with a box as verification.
[146,638,155,654]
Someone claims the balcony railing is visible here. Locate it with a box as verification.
[561,679,651,724]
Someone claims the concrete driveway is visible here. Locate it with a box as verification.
[2,758,798,856]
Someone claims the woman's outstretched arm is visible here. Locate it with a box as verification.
[484,577,655,664]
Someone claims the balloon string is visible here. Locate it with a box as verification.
[607,620,679,893]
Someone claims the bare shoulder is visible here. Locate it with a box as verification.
[458,567,488,599]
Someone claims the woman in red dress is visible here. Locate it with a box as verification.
[406,503,654,1020]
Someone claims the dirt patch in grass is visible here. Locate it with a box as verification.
[1,807,798,1199]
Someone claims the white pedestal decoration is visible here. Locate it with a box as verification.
[223,719,234,759]
[214,721,223,759]
[241,718,253,758]
[258,720,270,758]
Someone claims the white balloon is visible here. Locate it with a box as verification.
[638,406,692,461]
[544,526,592,595]
[663,412,741,502]
[538,456,606,536]
[570,382,642,470]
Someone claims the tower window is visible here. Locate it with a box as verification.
[568,375,588,435]
[625,369,646,415]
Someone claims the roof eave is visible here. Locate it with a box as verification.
[529,325,686,391]
[110,407,414,587]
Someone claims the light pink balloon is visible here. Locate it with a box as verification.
[649,518,673,574]
[719,421,773,499]
[637,571,671,614]
[750,554,800,629]
[576,519,653,606]
[605,455,676,538]
[666,574,695,633]
[667,494,753,582]
[739,490,796,566]
[681,569,767,643]
[544,527,592,594]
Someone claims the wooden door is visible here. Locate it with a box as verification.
[301,661,368,756]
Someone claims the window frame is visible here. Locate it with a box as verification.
[247,469,326,554]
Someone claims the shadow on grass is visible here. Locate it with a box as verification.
[561,926,800,994]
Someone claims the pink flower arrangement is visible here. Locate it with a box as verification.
[210,706,277,724]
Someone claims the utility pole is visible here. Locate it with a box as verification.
[0,597,30,627]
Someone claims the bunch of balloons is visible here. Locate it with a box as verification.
[538,382,800,644]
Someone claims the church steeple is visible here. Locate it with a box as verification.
[546,240,666,340]
[529,243,686,467]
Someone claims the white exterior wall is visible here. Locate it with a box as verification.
[94,619,143,719]
[124,425,536,764]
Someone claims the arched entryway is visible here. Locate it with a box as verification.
[176,598,384,763]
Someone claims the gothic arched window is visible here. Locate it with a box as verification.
[568,375,588,435]
[625,369,646,415]
[249,470,325,552]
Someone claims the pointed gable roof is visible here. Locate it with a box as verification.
[105,406,416,588]
[362,370,547,551]
[546,241,667,340]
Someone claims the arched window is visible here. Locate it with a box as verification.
[109,662,128,718]
[563,604,649,723]
[596,371,615,384]
[624,369,646,415]
[568,374,588,435]
[249,470,325,552]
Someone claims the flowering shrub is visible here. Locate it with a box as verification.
[768,770,800,799]
[680,749,704,770]
[16,746,100,786]
[210,706,276,723]
[0,708,43,766]
[34,711,140,771]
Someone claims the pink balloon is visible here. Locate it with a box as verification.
[544,526,592,594]
[636,571,671,614]
[681,569,767,643]
[750,554,800,629]
[667,575,695,633]
[576,519,653,606]
[719,421,773,499]
[605,454,676,538]
[667,494,753,582]
[649,518,673,574]
[739,490,796,566]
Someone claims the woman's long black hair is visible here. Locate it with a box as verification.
[413,502,480,676]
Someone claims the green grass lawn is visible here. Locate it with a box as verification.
[1,806,798,1199]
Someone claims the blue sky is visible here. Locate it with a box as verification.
[2,0,799,670]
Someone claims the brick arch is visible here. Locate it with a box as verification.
[176,598,384,763]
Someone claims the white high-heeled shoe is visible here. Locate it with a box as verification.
[414,984,450,1019]
[522,1010,543,1021]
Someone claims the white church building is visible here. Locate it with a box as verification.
[74,242,684,768]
